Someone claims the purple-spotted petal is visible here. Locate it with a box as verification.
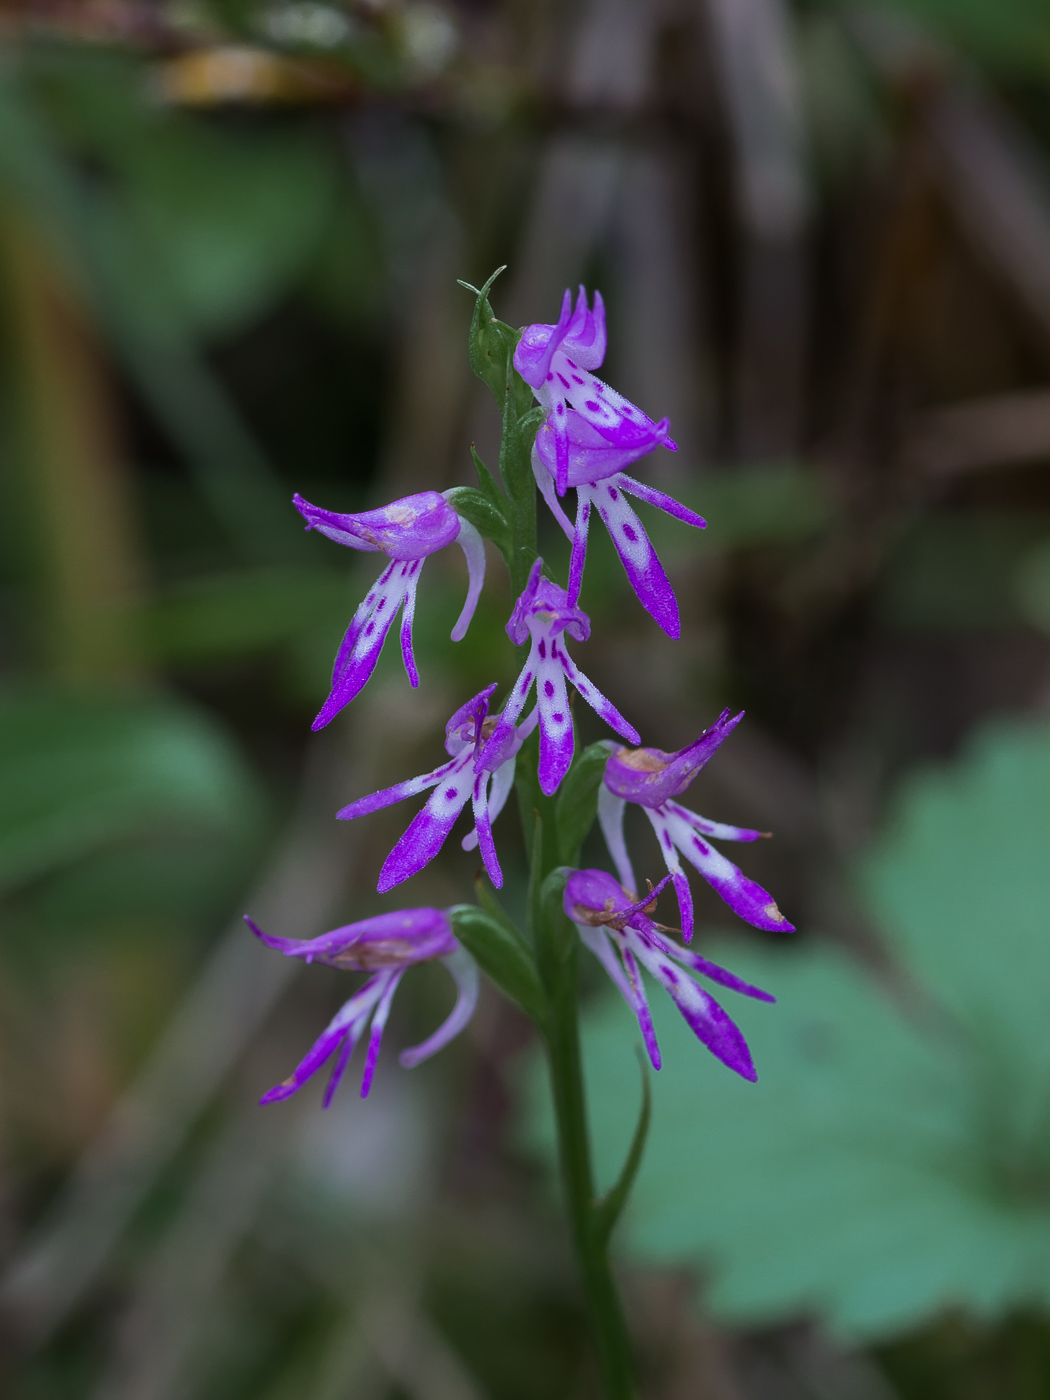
[666,941,775,1003]
[583,479,680,638]
[663,806,794,933]
[557,643,639,745]
[399,563,421,687]
[377,754,475,892]
[535,653,576,796]
[667,800,764,843]
[618,475,706,531]
[312,560,417,731]
[337,758,454,822]
[534,410,675,489]
[399,948,479,1068]
[625,930,758,1081]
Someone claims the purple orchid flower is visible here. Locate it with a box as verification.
[598,709,794,943]
[246,907,478,1103]
[564,869,774,1080]
[532,413,706,640]
[514,286,677,498]
[477,560,640,797]
[294,490,486,731]
[338,685,528,892]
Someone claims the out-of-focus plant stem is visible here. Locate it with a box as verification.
[1,212,145,682]
[525,770,636,1399]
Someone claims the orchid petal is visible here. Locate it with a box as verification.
[625,929,757,1081]
[663,807,795,933]
[259,976,387,1104]
[400,948,479,1068]
[535,650,576,796]
[618,475,706,531]
[450,516,486,642]
[588,479,680,638]
[377,754,475,892]
[556,641,639,744]
[666,799,764,843]
[471,769,504,886]
[399,561,421,688]
[337,758,455,821]
[359,969,403,1098]
[597,783,636,894]
[532,445,575,542]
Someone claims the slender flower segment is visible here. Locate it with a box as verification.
[533,413,705,639]
[514,286,677,497]
[245,908,478,1103]
[294,490,486,730]
[564,869,774,1080]
[598,709,794,942]
[478,560,640,797]
[338,685,527,892]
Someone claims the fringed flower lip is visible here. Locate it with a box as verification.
[294,490,486,730]
[477,560,640,797]
[563,868,774,1081]
[514,286,677,497]
[532,412,705,640]
[337,685,531,892]
[246,908,478,1104]
[598,710,794,942]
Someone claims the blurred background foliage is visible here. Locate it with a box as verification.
[4,0,1050,1397]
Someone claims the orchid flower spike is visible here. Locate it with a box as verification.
[532,414,705,639]
[246,908,478,1103]
[338,685,528,892]
[478,560,639,797]
[598,709,794,943]
[294,490,486,730]
[564,869,774,1080]
[514,286,677,498]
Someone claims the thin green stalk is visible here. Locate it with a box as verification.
[529,817,636,1399]
[543,949,636,1399]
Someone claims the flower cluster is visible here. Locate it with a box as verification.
[248,283,790,1104]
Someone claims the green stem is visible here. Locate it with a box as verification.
[544,956,636,1399]
[527,811,635,1399]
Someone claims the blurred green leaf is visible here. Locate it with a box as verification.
[648,466,833,558]
[835,0,1050,77]
[0,685,264,895]
[1015,538,1050,633]
[445,486,511,561]
[878,514,1049,630]
[449,903,544,1022]
[145,566,351,664]
[525,719,1050,1339]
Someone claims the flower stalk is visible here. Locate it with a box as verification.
[248,269,792,1400]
